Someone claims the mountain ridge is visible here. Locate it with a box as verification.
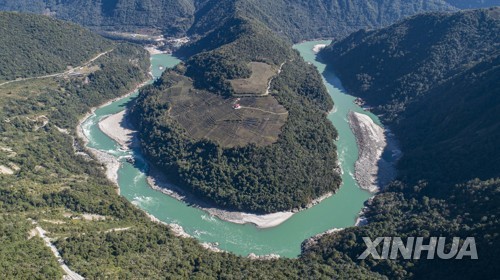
[0,0,461,42]
[0,11,112,81]
[320,7,500,187]
[304,8,500,279]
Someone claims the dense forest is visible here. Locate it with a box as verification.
[321,8,499,120]
[306,8,500,279]
[0,0,473,42]
[232,0,456,41]
[320,8,500,188]
[0,0,195,35]
[131,15,340,213]
[181,0,458,41]
[0,12,112,81]
[445,0,500,8]
[303,178,500,279]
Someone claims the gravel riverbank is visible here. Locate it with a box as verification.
[348,111,397,193]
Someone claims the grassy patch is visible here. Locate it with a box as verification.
[229,62,276,95]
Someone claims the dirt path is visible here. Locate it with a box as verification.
[35,226,85,280]
[104,227,132,233]
[264,60,288,95]
[0,49,113,87]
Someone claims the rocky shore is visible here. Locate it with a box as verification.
[312,44,327,54]
[301,228,343,252]
[98,110,139,150]
[76,78,151,193]
[77,112,121,191]
[348,111,398,193]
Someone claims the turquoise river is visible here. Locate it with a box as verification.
[81,41,382,258]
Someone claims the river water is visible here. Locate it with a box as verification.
[81,41,383,258]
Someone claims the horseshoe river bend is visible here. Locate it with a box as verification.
[80,41,395,258]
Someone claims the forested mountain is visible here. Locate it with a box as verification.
[183,0,457,42]
[395,55,499,189]
[321,7,500,188]
[445,0,500,9]
[321,8,499,119]
[0,13,143,278]
[0,0,195,35]
[233,0,456,41]
[131,14,341,213]
[0,0,458,41]
[306,9,500,278]
[303,178,500,279]
[0,12,112,81]
[2,0,496,43]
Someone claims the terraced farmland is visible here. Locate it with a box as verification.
[161,73,288,147]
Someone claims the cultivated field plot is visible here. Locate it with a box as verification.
[161,74,288,148]
[229,62,276,96]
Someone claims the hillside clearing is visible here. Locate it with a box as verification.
[162,73,288,148]
[229,62,276,96]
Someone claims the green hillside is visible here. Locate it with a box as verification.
[0,0,195,35]
[187,0,457,42]
[321,7,500,187]
[305,9,500,279]
[303,178,500,279]
[0,12,112,81]
[0,0,459,41]
[445,0,500,8]
[0,13,148,278]
[234,0,456,41]
[131,15,340,213]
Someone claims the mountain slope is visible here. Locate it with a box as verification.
[186,0,457,42]
[321,8,499,118]
[0,12,151,279]
[303,8,500,279]
[445,0,500,9]
[320,8,500,187]
[0,0,195,35]
[235,0,456,41]
[0,0,457,41]
[396,55,499,188]
[0,12,112,81]
[303,178,500,280]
